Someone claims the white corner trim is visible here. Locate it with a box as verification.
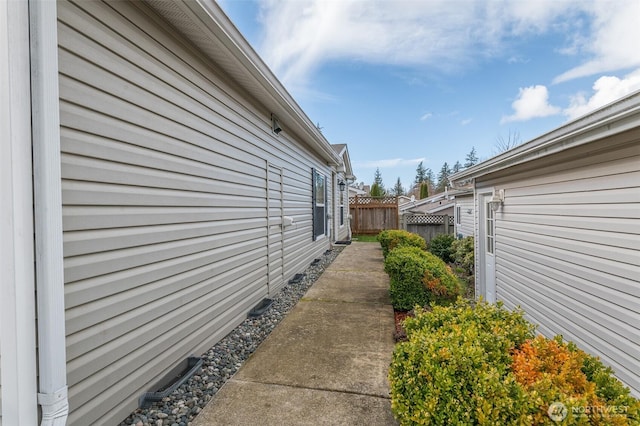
[0,0,39,424]
[29,0,69,424]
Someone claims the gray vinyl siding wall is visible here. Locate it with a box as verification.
[58,1,331,424]
[476,137,640,397]
[455,195,474,238]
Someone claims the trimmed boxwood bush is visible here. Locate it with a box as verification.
[384,246,431,311]
[512,335,640,424]
[390,300,640,425]
[384,246,462,310]
[377,229,426,258]
[390,300,535,425]
[428,233,456,263]
[421,251,462,306]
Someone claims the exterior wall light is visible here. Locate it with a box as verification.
[271,114,282,134]
[338,180,346,192]
[489,189,505,212]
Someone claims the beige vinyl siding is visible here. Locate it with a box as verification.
[477,139,640,397]
[455,195,474,237]
[58,1,331,424]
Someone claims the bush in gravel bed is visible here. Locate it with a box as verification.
[377,229,426,258]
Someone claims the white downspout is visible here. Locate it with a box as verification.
[30,0,69,424]
[0,0,39,423]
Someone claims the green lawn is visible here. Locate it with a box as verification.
[351,234,379,242]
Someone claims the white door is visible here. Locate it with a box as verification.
[267,164,284,295]
[479,193,496,303]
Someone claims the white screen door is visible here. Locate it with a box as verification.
[479,193,496,303]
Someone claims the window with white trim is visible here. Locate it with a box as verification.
[312,169,326,240]
[339,187,344,226]
[486,201,494,254]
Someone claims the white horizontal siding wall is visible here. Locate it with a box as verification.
[58,1,331,424]
[455,195,474,237]
[477,139,640,397]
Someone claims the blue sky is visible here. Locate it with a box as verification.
[218,0,640,191]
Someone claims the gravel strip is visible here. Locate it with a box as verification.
[120,246,345,426]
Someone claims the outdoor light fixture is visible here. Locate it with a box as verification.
[338,180,346,192]
[271,114,282,134]
[489,189,505,212]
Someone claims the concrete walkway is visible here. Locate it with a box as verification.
[192,242,397,426]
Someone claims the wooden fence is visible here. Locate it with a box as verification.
[349,195,398,235]
[401,213,454,244]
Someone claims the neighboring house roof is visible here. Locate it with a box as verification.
[451,90,640,183]
[399,188,472,213]
[332,144,355,179]
[348,186,367,196]
[146,0,341,167]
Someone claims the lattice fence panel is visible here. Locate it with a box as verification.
[405,214,454,225]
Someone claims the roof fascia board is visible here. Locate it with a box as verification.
[170,0,341,166]
[451,91,640,183]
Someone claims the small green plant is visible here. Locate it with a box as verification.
[377,229,426,258]
[384,246,431,311]
[451,236,474,275]
[428,233,455,263]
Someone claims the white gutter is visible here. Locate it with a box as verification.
[29,1,69,424]
[451,90,640,184]
[0,0,39,423]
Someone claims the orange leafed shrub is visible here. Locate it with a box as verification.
[511,336,632,425]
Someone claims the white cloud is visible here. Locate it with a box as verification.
[461,118,473,126]
[501,85,561,123]
[420,112,432,121]
[553,0,640,83]
[255,1,639,91]
[354,158,425,169]
[563,69,640,120]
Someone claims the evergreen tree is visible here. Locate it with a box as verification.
[370,168,386,197]
[464,147,478,168]
[436,162,452,193]
[419,182,429,199]
[425,169,435,187]
[393,177,405,196]
[452,161,462,173]
[414,161,427,184]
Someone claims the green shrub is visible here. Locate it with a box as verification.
[384,246,462,310]
[451,236,474,275]
[377,229,426,258]
[384,246,431,311]
[428,233,455,263]
[389,300,536,425]
[421,251,462,305]
[581,352,640,423]
[512,335,640,424]
[390,300,640,425]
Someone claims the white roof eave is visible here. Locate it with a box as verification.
[144,0,341,166]
[451,90,640,184]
